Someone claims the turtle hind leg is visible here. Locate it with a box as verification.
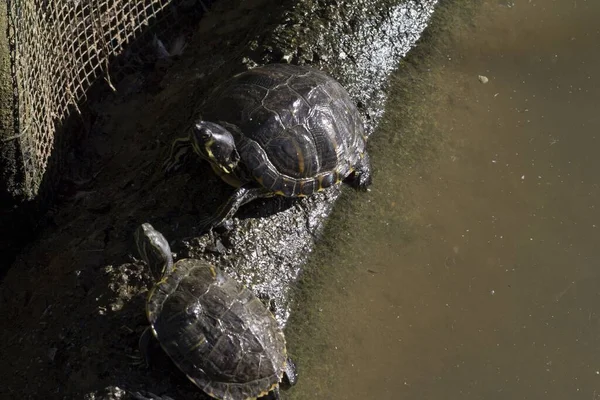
[198,185,271,232]
[344,152,372,191]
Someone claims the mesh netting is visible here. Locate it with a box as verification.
[0,0,202,206]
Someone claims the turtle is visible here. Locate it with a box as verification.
[165,63,372,230]
[134,223,297,400]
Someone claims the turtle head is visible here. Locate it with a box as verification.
[134,223,174,279]
[190,121,240,174]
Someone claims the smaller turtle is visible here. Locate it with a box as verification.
[134,223,296,400]
[164,64,372,230]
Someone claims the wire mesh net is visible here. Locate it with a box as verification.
[1,0,201,206]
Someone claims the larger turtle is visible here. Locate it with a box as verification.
[134,223,296,400]
[165,63,372,229]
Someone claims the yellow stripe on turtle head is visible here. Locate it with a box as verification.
[203,139,216,160]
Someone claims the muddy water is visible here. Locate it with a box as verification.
[288,0,600,399]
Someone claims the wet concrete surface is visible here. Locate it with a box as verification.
[287,0,600,398]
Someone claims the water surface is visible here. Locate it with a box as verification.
[288,1,600,398]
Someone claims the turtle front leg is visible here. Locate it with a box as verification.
[163,136,192,174]
[198,185,271,231]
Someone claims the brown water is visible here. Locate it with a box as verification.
[288,0,600,399]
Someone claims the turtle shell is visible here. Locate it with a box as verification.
[146,260,286,400]
[202,63,367,197]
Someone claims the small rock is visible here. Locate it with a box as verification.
[478,75,489,84]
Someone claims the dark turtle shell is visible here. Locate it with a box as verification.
[202,63,368,197]
[147,260,287,400]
